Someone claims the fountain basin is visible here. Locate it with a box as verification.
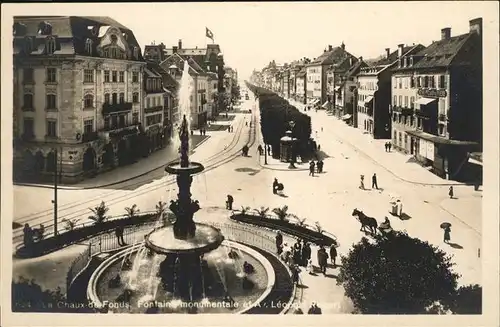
[145,223,224,255]
[87,240,276,314]
[165,161,205,175]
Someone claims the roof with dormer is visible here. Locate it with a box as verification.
[13,16,144,61]
[160,53,201,76]
[392,31,479,71]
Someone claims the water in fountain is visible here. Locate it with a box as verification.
[171,60,194,154]
[127,246,148,290]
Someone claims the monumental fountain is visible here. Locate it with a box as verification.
[86,61,278,314]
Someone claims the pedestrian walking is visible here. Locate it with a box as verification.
[321,127,323,132]
[309,160,316,177]
[115,224,125,246]
[301,242,311,267]
[443,226,451,243]
[329,243,337,267]
[23,223,34,248]
[272,178,279,194]
[388,142,392,152]
[267,145,271,156]
[245,121,248,127]
[317,246,328,275]
[372,173,378,190]
[317,160,324,173]
[226,194,234,210]
[359,174,365,190]
[448,186,454,199]
[257,144,263,155]
[384,142,389,152]
[291,264,301,285]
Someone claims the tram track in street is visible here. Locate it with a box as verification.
[13,108,258,243]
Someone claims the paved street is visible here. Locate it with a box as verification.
[13,95,481,315]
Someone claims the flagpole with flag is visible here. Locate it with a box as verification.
[206,27,214,44]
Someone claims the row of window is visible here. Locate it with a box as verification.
[23,93,56,110]
[23,67,56,83]
[22,118,57,138]
[146,96,163,108]
[392,113,447,136]
[394,75,447,89]
[146,78,162,92]
[146,113,162,126]
[392,95,447,113]
[103,92,139,105]
[22,68,140,84]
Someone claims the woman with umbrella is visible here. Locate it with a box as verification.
[441,222,452,243]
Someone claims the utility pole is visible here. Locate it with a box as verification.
[52,148,58,236]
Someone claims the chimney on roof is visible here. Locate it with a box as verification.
[385,48,390,59]
[441,27,451,40]
[469,17,482,36]
[359,56,363,61]
[328,45,333,51]
[398,44,404,58]
[341,42,345,50]
[178,39,182,50]
[173,46,178,54]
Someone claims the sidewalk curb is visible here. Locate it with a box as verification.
[257,159,309,172]
[14,136,212,191]
[322,115,467,187]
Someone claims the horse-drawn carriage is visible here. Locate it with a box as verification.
[352,209,394,237]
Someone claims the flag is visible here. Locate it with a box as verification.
[205,27,214,41]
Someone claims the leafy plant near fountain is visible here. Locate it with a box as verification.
[230,205,335,246]
[314,221,324,234]
[124,204,140,218]
[272,205,290,221]
[88,201,109,224]
[254,206,269,218]
[62,218,80,231]
[240,206,251,215]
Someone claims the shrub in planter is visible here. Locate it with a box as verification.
[16,213,158,258]
[254,206,269,218]
[336,231,460,314]
[88,201,109,224]
[272,205,290,221]
[230,212,335,246]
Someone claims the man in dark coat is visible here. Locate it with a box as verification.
[301,242,311,267]
[275,231,283,255]
[272,178,279,194]
[309,161,316,177]
[329,243,337,267]
[115,224,125,246]
[226,194,234,210]
[317,246,329,275]
[372,173,378,190]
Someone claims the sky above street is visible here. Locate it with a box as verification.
[3,2,498,79]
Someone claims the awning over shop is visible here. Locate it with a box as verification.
[415,97,437,105]
[342,114,352,120]
[406,130,479,146]
[321,101,330,108]
[364,96,374,105]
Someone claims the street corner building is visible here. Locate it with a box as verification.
[390,18,483,181]
[11,16,166,184]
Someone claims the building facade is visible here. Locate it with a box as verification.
[143,63,166,151]
[145,39,225,116]
[13,16,146,183]
[306,43,357,107]
[357,44,424,138]
[334,58,368,125]
[391,18,483,181]
[295,68,307,104]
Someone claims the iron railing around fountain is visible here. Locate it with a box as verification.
[66,221,281,297]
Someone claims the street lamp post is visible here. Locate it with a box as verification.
[51,147,62,236]
[288,120,296,169]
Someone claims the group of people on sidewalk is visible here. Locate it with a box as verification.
[257,144,271,156]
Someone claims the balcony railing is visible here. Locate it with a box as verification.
[82,131,98,143]
[102,122,140,132]
[102,102,133,115]
[144,106,163,114]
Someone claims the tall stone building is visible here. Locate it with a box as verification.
[13,16,146,183]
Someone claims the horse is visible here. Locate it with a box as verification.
[352,209,378,234]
